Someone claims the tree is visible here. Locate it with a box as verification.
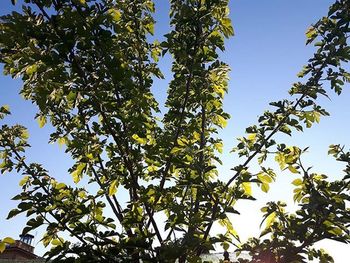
[0,0,349,262]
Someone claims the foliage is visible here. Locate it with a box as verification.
[0,237,15,253]
[0,0,349,262]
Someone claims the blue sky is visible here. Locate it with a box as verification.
[1,0,349,261]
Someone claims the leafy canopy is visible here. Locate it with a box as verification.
[0,0,350,262]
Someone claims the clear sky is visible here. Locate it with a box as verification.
[1,0,349,261]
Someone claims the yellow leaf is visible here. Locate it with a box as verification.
[78,191,86,199]
[55,183,66,190]
[86,153,94,160]
[242,182,252,196]
[109,180,118,196]
[146,134,155,145]
[292,178,303,186]
[191,187,197,202]
[0,242,5,253]
[51,238,64,247]
[145,22,154,35]
[265,212,276,229]
[21,129,29,140]
[19,176,29,187]
[25,64,38,76]
[216,114,227,128]
[145,0,155,12]
[247,133,257,141]
[95,214,103,222]
[214,142,223,153]
[257,173,272,184]
[177,138,187,147]
[71,163,86,184]
[147,165,158,172]
[3,237,15,244]
[328,227,343,236]
[314,111,321,123]
[132,134,147,145]
[275,152,286,170]
[305,26,317,39]
[288,165,299,174]
[260,206,268,213]
[219,217,238,238]
[220,17,234,37]
[193,131,201,141]
[37,116,47,128]
[170,147,182,154]
[57,137,67,147]
[108,8,121,22]
[261,183,270,193]
[213,84,225,98]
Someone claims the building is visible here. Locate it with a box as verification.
[0,234,42,262]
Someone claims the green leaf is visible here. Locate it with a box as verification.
[1,105,10,114]
[7,209,21,219]
[222,242,229,251]
[328,227,343,236]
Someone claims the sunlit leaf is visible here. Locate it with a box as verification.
[109,180,118,196]
[71,163,86,184]
[19,176,29,187]
[132,134,147,145]
[292,178,303,186]
[37,116,47,128]
[242,182,252,196]
[265,212,276,229]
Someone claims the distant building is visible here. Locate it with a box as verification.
[0,234,42,261]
